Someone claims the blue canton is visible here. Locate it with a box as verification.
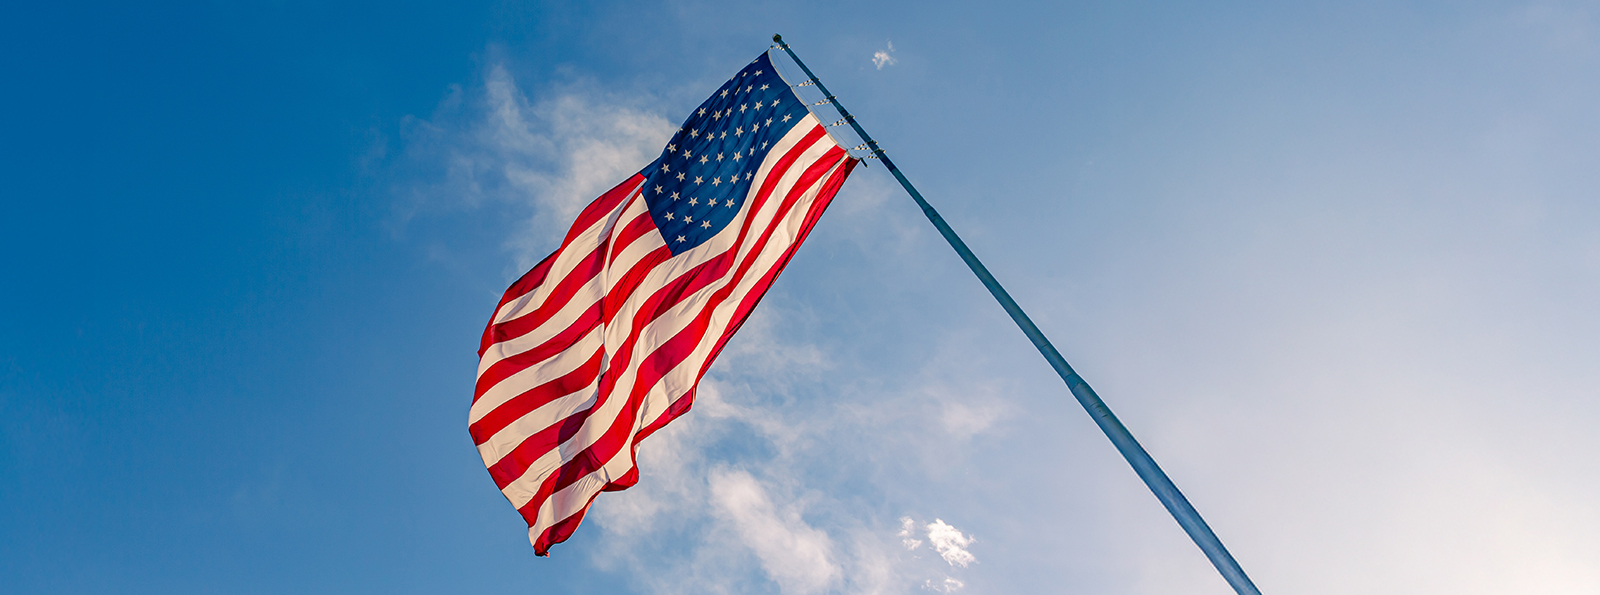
[641,52,812,255]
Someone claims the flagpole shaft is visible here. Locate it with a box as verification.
[772,35,1262,595]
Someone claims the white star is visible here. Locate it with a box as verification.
[745,85,752,93]
[711,177,722,186]
[712,111,721,120]
[699,155,709,164]
[676,172,685,181]
[765,118,772,125]
[720,89,728,98]
[726,199,736,208]
[670,191,680,200]
[694,176,703,184]
[732,152,741,162]
[761,141,769,149]
[716,152,724,161]
[689,129,698,138]
[684,215,693,223]
[701,220,711,228]
[665,212,674,220]
[755,70,762,76]
[782,114,792,122]
[771,98,780,107]
[660,163,670,172]
[745,171,752,180]
[734,126,743,137]
[682,149,691,158]
[698,108,706,116]
[760,83,769,90]
[754,101,763,110]
[667,143,676,151]
[677,235,686,242]
[740,104,747,113]
[655,185,663,194]
[725,108,733,117]
[707,198,717,206]
[750,121,759,131]
[688,197,698,206]
[720,131,727,139]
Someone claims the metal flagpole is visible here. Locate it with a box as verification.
[771,34,1264,595]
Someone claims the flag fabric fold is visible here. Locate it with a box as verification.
[472,50,857,555]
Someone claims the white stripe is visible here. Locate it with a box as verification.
[478,377,599,468]
[476,192,645,376]
[470,326,603,423]
[476,277,604,379]
[489,187,634,326]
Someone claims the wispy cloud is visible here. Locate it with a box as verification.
[391,63,675,270]
[899,517,924,550]
[711,468,841,594]
[873,41,898,70]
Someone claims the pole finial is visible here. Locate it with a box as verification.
[772,33,783,44]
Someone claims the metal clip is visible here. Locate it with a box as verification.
[794,79,818,87]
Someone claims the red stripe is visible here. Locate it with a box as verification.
[560,175,643,253]
[469,348,603,445]
[481,253,555,357]
[474,301,602,403]
[530,492,598,556]
[478,177,640,358]
[488,176,640,312]
[600,246,672,327]
[745,126,829,229]
[484,247,606,347]
[607,211,658,268]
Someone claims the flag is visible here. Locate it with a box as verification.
[471,50,858,555]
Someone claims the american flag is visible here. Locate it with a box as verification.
[471,51,858,555]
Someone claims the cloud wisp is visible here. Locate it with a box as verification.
[392,63,676,270]
[873,41,898,70]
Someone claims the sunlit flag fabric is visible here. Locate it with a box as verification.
[472,51,858,555]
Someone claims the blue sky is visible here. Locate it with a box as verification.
[4,1,1599,593]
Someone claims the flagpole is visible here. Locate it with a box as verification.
[771,34,1263,595]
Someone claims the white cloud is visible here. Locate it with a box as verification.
[393,63,675,270]
[938,400,1002,439]
[899,517,924,550]
[711,468,841,595]
[924,519,975,568]
[873,41,898,70]
[922,577,965,593]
